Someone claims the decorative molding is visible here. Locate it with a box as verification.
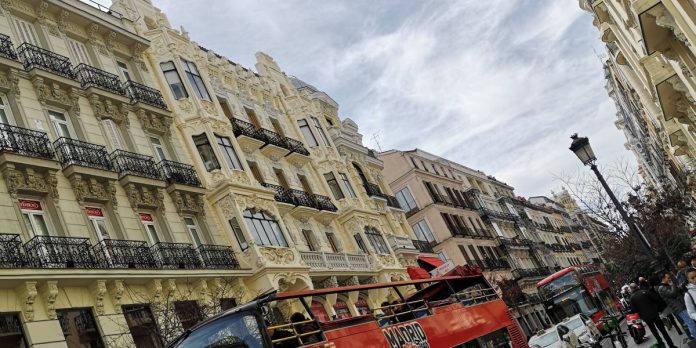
[274,272,310,292]
[88,95,130,126]
[136,109,172,136]
[319,276,338,289]
[360,277,377,285]
[42,281,59,320]
[69,174,117,206]
[216,194,238,219]
[2,166,58,200]
[18,281,37,321]
[108,280,124,313]
[92,280,107,315]
[341,276,360,287]
[32,78,79,115]
[258,247,295,267]
[148,279,163,306]
[234,194,277,214]
[0,69,20,95]
[169,190,205,216]
[124,183,165,210]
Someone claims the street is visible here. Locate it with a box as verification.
[601,321,691,348]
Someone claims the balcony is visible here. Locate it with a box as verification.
[123,80,167,110]
[110,150,162,180]
[497,237,531,249]
[17,43,74,79]
[450,226,476,238]
[262,183,337,213]
[0,234,28,268]
[0,124,55,160]
[479,207,518,221]
[0,34,17,61]
[479,258,510,270]
[412,240,436,253]
[257,128,291,159]
[512,267,551,281]
[432,193,463,208]
[151,242,202,269]
[363,182,387,200]
[387,235,417,253]
[385,195,402,210]
[93,239,157,269]
[158,160,201,187]
[24,235,97,268]
[54,137,113,171]
[581,241,593,249]
[300,251,371,271]
[74,63,126,96]
[197,244,240,269]
[230,118,310,160]
[550,243,571,252]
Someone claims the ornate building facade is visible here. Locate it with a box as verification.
[0,0,417,346]
[580,0,696,192]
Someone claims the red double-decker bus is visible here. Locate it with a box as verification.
[167,266,528,348]
[536,265,619,323]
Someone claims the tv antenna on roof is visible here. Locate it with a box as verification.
[371,132,382,152]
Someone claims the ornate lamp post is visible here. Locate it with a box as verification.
[568,134,655,260]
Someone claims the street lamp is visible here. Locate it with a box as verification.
[568,134,656,260]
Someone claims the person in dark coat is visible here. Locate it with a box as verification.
[657,270,696,339]
[630,284,677,348]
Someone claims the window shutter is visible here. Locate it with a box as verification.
[13,19,39,46]
[68,39,91,65]
[102,119,126,151]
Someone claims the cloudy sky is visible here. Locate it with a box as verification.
[152,0,634,197]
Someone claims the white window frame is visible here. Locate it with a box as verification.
[395,186,418,211]
[12,18,39,46]
[149,135,168,162]
[184,216,204,246]
[311,116,330,146]
[101,119,127,151]
[339,173,356,198]
[297,119,318,147]
[412,220,435,243]
[140,213,161,245]
[0,93,16,125]
[20,199,51,237]
[67,38,91,65]
[116,60,132,81]
[86,207,112,242]
[48,110,74,139]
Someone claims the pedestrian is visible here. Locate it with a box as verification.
[630,280,677,348]
[691,255,696,270]
[677,260,690,288]
[639,277,651,290]
[683,268,696,333]
[656,270,696,339]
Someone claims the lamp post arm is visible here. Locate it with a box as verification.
[590,164,654,258]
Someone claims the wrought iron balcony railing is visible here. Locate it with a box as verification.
[284,137,310,156]
[17,43,74,79]
[263,183,295,205]
[432,193,463,208]
[54,137,113,171]
[385,195,402,210]
[412,239,435,253]
[497,237,531,249]
[74,63,126,96]
[197,244,240,269]
[0,123,54,159]
[257,128,289,150]
[512,267,551,280]
[110,149,162,180]
[262,183,337,212]
[480,258,510,270]
[312,193,338,212]
[363,182,386,199]
[450,226,475,238]
[0,34,17,60]
[123,80,168,110]
[581,241,593,249]
[158,159,202,187]
[0,234,28,268]
[230,118,260,139]
[93,239,157,269]
[479,207,519,221]
[24,235,97,268]
[229,118,310,155]
[151,242,202,269]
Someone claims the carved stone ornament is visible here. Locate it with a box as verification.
[377,254,397,267]
[18,281,38,321]
[148,279,163,306]
[652,6,689,46]
[216,194,238,219]
[176,99,194,113]
[88,95,130,126]
[43,281,59,320]
[319,276,339,289]
[124,183,165,210]
[258,247,295,266]
[92,280,107,315]
[204,117,232,134]
[169,190,205,216]
[69,174,117,205]
[2,166,58,200]
[200,100,217,116]
[235,194,277,214]
[229,170,251,186]
[274,272,309,292]
[0,70,20,95]
[341,276,360,287]
[136,109,172,136]
[195,279,211,307]
[32,78,79,115]
[360,277,377,285]
[108,280,125,313]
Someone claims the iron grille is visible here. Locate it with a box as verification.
[284,137,310,156]
[123,80,168,110]
[17,42,74,79]
[24,235,97,268]
[0,34,17,60]
[93,239,157,269]
[110,149,162,180]
[412,239,435,253]
[151,242,202,269]
[0,234,28,268]
[74,63,126,96]
[0,123,54,159]
[53,137,113,171]
[158,159,201,186]
[197,244,240,269]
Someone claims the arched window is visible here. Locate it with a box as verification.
[364,227,389,254]
[333,299,351,319]
[242,209,287,247]
[352,163,369,187]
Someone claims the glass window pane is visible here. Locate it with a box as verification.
[33,214,49,236]
[252,219,270,245]
[270,222,287,247]
[244,217,262,245]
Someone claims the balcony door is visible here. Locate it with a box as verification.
[86,207,111,242]
[0,93,16,125]
[67,38,91,65]
[244,107,261,128]
[12,18,39,46]
[149,136,168,162]
[184,217,204,247]
[139,213,161,245]
[48,111,75,139]
[19,199,51,237]
[274,168,289,189]
[352,163,368,187]
[102,119,127,152]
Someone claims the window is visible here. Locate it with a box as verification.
[20,199,50,237]
[412,220,435,242]
[67,38,91,65]
[182,59,210,100]
[86,207,111,241]
[229,218,248,251]
[0,312,27,347]
[48,111,73,138]
[395,187,417,211]
[149,136,168,161]
[215,135,242,170]
[160,61,188,99]
[12,18,39,46]
[0,93,15,124]
[218,97,233,119]
[354,234,368,254]
[122,305,160,348]
[274,168,289,189]
[364,227,389,254]
[431,164,440,175]
[324,172,344,200]
[244,107,261,128]
[101,119,126,151]
[193,134,220,171]
[57,308,104,348]
[184,217,204,246]
[437,251,448,261]
[243,209,287,247]
[339,173,356,198]
[270,118,285,137]
[302,230,317,251]
[174,300,204,330]
[139,213,161,245]
[326,232,340,252]
[297,174,313,193]
[410,157,419,169]
[117,61,132,81]
[247,161,264,183]
[298,119,318,147]
[311,117,330,146]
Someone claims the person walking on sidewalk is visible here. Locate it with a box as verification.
[657,270,696,339]
[630,281,677,348]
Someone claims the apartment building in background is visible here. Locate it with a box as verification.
[580,0,696,193]
[0,0,423,346]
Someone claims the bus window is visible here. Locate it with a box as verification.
[172,311,263,348]
[549,288,598,320]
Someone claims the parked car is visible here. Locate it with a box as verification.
[528,314,600,348]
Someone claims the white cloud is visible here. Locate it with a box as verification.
[153,0,635,197]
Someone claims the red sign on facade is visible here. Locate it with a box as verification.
[19,200,42,211]
[139,213,153,222]
[86,207,104,217]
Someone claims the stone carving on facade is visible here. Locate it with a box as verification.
[235,194,277,214]
[148,279,163,306]
[69,174,117,206]
[88,95,130,126]
[43,281,59,320]
[32,79,79,115]
[2,166,58,200]
[108,280,124,313]
[136,109,172,136]
[258,247,295,267]
[0,70,20,96]
[124,183,165,210]
[132,43,148,72]
[92,280,107,315]
[274,272,309,292]
[360,277,377,285]
[652,6,689,46]
[169,190,205,216]
[18,281,37,321]
[176,98,194,113]
[377,254,397,268]
[319,276,339,289]
[341,276,360,287]
[216,194,238,219]
[204,117,233,135]
[163,279,179,301]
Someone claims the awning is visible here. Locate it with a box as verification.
[407,266,431,280]
[417,257,445,271]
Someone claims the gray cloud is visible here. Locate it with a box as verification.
[154,0,634,196]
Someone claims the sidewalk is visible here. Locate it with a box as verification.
[619,320,690,348]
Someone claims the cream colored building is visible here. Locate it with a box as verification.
[0,0,416,346]
[580,0,696,192]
